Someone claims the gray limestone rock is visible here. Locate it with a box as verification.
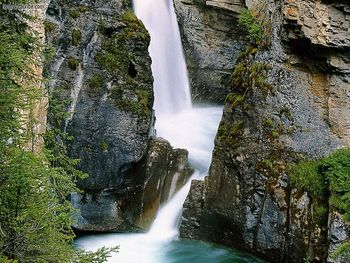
[178,0,350,262]
[45,0,193,232]
[173,0,246,103]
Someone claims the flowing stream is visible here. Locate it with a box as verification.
[75,0,262,262]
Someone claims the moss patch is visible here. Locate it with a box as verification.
[119,10,149,43]
[289,148,350,259]
[69,6,90,19]
[109,84,151,117]
[67,57,79,70]
[95,36,131,74]
[44,21,56,34]
[99,140,109,151]
[239,3,272,48]
[88,74,104,97]
[217,121,244,149]
[71,29,82,46]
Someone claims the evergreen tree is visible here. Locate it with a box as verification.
[0,3,117,262]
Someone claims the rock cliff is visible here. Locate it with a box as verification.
[173,0,245,102]
[45,0,192,232]
[177,0,350,262]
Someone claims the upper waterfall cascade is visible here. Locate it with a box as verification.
[133,0,192,114]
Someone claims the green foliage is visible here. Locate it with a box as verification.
[72,29,82,46]
[238,3,272,48]
[99,140,109,151]
[239,8,263,45]
[290,160,325,197]
[121,10,139,24]
[88,74,104,96]
[0,6,116,262]
[225,92,245,108]
[69,9,80,19]
[68,57,79,70]
[263,118,274,127]
[331,242,350,260]
[303,255,311,263]
[119,10,148,43]
[217,121,244,148]
[290,148,350,259]
[271,130,280,139]
[44,21,56,34]
[230,47,271,105]
[109,85,151,116]
[95,38,131,74]
[69,6,90,19]
[72,246,119,263]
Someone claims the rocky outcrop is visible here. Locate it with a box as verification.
[179,0,350,262]
[12,1,50,153]
[45,0,192,232]
[328,213,349,263]
[72,138,193,231]
[173,0,245,103]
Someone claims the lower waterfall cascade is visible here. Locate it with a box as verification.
[75,0,263,262]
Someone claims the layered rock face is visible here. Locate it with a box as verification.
[45,0,191,231]
[17,1,50,153]
[173,0,245,102]
[178,0,350,262]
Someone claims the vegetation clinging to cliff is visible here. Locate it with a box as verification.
[239,3,272,48]
[290,149,350,220]
[289,148,350,259]
[225,4,272,113]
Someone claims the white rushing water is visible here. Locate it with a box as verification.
[133,0,191,114]
[75,0,224,261]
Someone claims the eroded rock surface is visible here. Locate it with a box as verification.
[179,0,350,262]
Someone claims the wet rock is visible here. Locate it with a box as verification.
[72,138,193,231]
[132,138,194,229]
[173,0,245,103]
[179,180,204,239]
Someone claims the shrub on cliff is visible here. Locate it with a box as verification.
[239,3,272,48]
[290,148,350,259]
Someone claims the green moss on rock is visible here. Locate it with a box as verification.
[69,6,90,19]
[88,74,104,97]
[95,38,131,74]
[44,21,56,34]
[99,140,109,151]
[217,120,244,148]
[71,29,82,46]
[67,57,79,70]
[109,84,151,117]
[119,10,149,43]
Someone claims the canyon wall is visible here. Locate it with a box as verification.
[176,0,350,262]
[45,0,191,232]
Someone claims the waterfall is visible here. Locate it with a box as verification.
[133,0,191,114]
[75,1,229,261]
